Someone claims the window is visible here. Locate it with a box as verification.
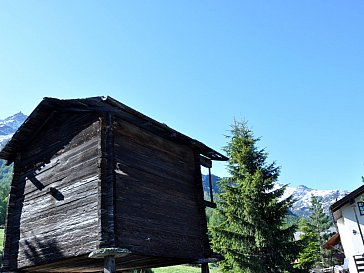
[357,202,364,215]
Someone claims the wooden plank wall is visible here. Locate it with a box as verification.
[99,112,116,248]
[4,113,102,270]
[113,120,210,260]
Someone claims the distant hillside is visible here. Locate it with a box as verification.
[202,174,221,193]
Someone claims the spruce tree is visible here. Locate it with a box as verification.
[210,121,298,273]
[295,195,333,270]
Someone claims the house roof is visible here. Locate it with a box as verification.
[0,96,228,164]
[330,184,364,213]
[323,233,340,250]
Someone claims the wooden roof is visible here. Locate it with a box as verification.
[0,96,228,164]
[323,233,340,250]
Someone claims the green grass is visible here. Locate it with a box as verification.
[153,265,200,273]
[153,265,221,273]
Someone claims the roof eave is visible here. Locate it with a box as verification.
[330,184,364,213]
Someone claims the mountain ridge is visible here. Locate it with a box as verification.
[0,112,27,148]
[202,174,349,216]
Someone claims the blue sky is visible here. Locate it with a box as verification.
[1,1,364,191]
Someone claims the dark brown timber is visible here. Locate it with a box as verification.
[0,96,227,272]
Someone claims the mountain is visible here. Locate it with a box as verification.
[0,112,27,148]
[275,183,349,217]
[202,174,221,193]
[202,174,349,217]
[0,112,350,217]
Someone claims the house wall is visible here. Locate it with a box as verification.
[112,119,210,260]
[336,195,364,273]
[3,113,102,270]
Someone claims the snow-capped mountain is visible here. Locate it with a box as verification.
[275,183,349,216]
[0,112,27,148]
[203,174,349,216]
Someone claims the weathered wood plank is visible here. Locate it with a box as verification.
[115,181,202,224]
[21,254,191,272]
[21,139,101,197]
[192,152,211,257]
[199,156,212,168]
[20,114,100,167]
[17,194,99,232]
[19,176,99,217]
[16,226,98,255]
[5,109,213,272]
[113,120,193,162]
[113,137,195,180]
[116,225,205,259]
[115,173,199,208]
[7,116,103,270]
[113,120,207,260]
[2,154,23,271]
[99,112,116,248]
[18,176,100,213]
[116,212,203,238]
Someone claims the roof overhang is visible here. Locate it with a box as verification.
[323,233,340,250]
[330,184,364,214]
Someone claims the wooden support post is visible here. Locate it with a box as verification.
[201,263,210,273]
[104,255,116,273]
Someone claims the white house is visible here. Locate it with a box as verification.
[331,184,364,273]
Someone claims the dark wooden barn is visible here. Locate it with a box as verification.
[0,97,227,273]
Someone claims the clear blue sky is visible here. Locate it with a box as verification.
[1,1,364,191]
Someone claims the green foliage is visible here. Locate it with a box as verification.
[283,212,300,229]
[210,120,299,273]
[294,195,333,270]
[153,266,199,273]
[206,207,214,225]
[0,160,11,226]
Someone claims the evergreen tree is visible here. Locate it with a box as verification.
[0,160,11,225]
[295,195,333,270]
[210,120,298,273]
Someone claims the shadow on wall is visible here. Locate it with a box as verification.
[23,238,64,267]
[7,162,65,270]
[3,113,99,271]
